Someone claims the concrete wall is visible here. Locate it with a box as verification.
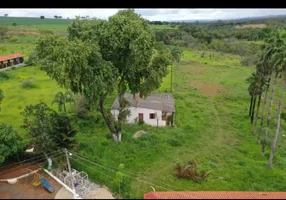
[111,107,167,127]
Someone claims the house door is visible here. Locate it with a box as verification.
[138,113,143,120]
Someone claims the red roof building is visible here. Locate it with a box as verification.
[0,53,24,69]
[144,191,286,199]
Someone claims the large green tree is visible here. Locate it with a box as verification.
[21,102,77,163]
[34,9,172,142]
[0,124,23,164]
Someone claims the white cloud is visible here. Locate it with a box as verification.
[0,9,285,21]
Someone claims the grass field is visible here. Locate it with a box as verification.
[1,47,285,198]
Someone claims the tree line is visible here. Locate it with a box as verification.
[247,29,286,169]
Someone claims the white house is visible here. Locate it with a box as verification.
[111,93,175,127]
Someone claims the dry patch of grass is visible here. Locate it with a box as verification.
[180,61,208,74]
[235,24,267,29]
[189,80,226,97]
[8,31,40,35]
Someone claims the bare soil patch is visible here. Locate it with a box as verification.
[235,24,267,29]
[189,80,226,97]
[0,162,40,179]
[8,31,40,35]
[0,171,62,199]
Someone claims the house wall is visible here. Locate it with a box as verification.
[111,107,167,127]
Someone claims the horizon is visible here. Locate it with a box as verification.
[0,9,286,21]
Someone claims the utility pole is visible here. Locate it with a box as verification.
[64,148,77,199]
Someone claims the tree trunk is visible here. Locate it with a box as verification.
[113,132,122,142]
[44,153,52,171]
[98,96,119,142]
[258,74,272,144]
[251,94,257,124]
[253,93,262,135]
[262,72,278,154]
[249,95,254,117]
[267,71,286,169]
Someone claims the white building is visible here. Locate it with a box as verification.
[111,93,175,127]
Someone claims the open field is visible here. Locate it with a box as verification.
[1,47,285,198]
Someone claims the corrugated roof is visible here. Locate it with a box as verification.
[0,53,24,62]
[144,191,286,199]
[111,93,175,113]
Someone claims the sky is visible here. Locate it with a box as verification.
[0,9,286,21]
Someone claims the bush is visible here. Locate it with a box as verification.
[26,50,37,66]
[20,79,36,89]
[0,72,10,80]
[240,55,258,66]
[174,160,209,182]
[9,36,18,42]
[12,23,17,26]
[138,119,145,125]
[39,29,54,35]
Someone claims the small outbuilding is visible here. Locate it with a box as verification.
[0,53,24,69]
[111,93,175,127]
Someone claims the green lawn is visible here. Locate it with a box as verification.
[0,48,285,198]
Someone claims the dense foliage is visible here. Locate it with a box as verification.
[0,124,23,164]
[21,102,77,154]
[34,9,173,142]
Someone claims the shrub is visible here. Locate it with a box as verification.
[138,119,145,125]
[240,55,258,66]
[26,50,37,66]
[20,79,36,89]
[9,36,18,42]
[174,160,209,182]
[0,72,10,80]
[39,29,54,35]
[12,23,17,26]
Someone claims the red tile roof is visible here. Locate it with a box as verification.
[0,53,24,62]
[144,191,286,199]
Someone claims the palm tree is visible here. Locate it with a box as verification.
[268,71,286,168]
[257,37,277,143]
[261,32,284,154]
[169,46,183,93]
[267,30,286,168]
[253,62,266,136]
[247,72,260,124]
[52,91,75,113]
[257,70,272,143]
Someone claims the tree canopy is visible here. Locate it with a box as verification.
[0,124,23,164]
[21,102,77,154]
[34,9,173,142]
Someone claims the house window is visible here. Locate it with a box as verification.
[149,113,156,119]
